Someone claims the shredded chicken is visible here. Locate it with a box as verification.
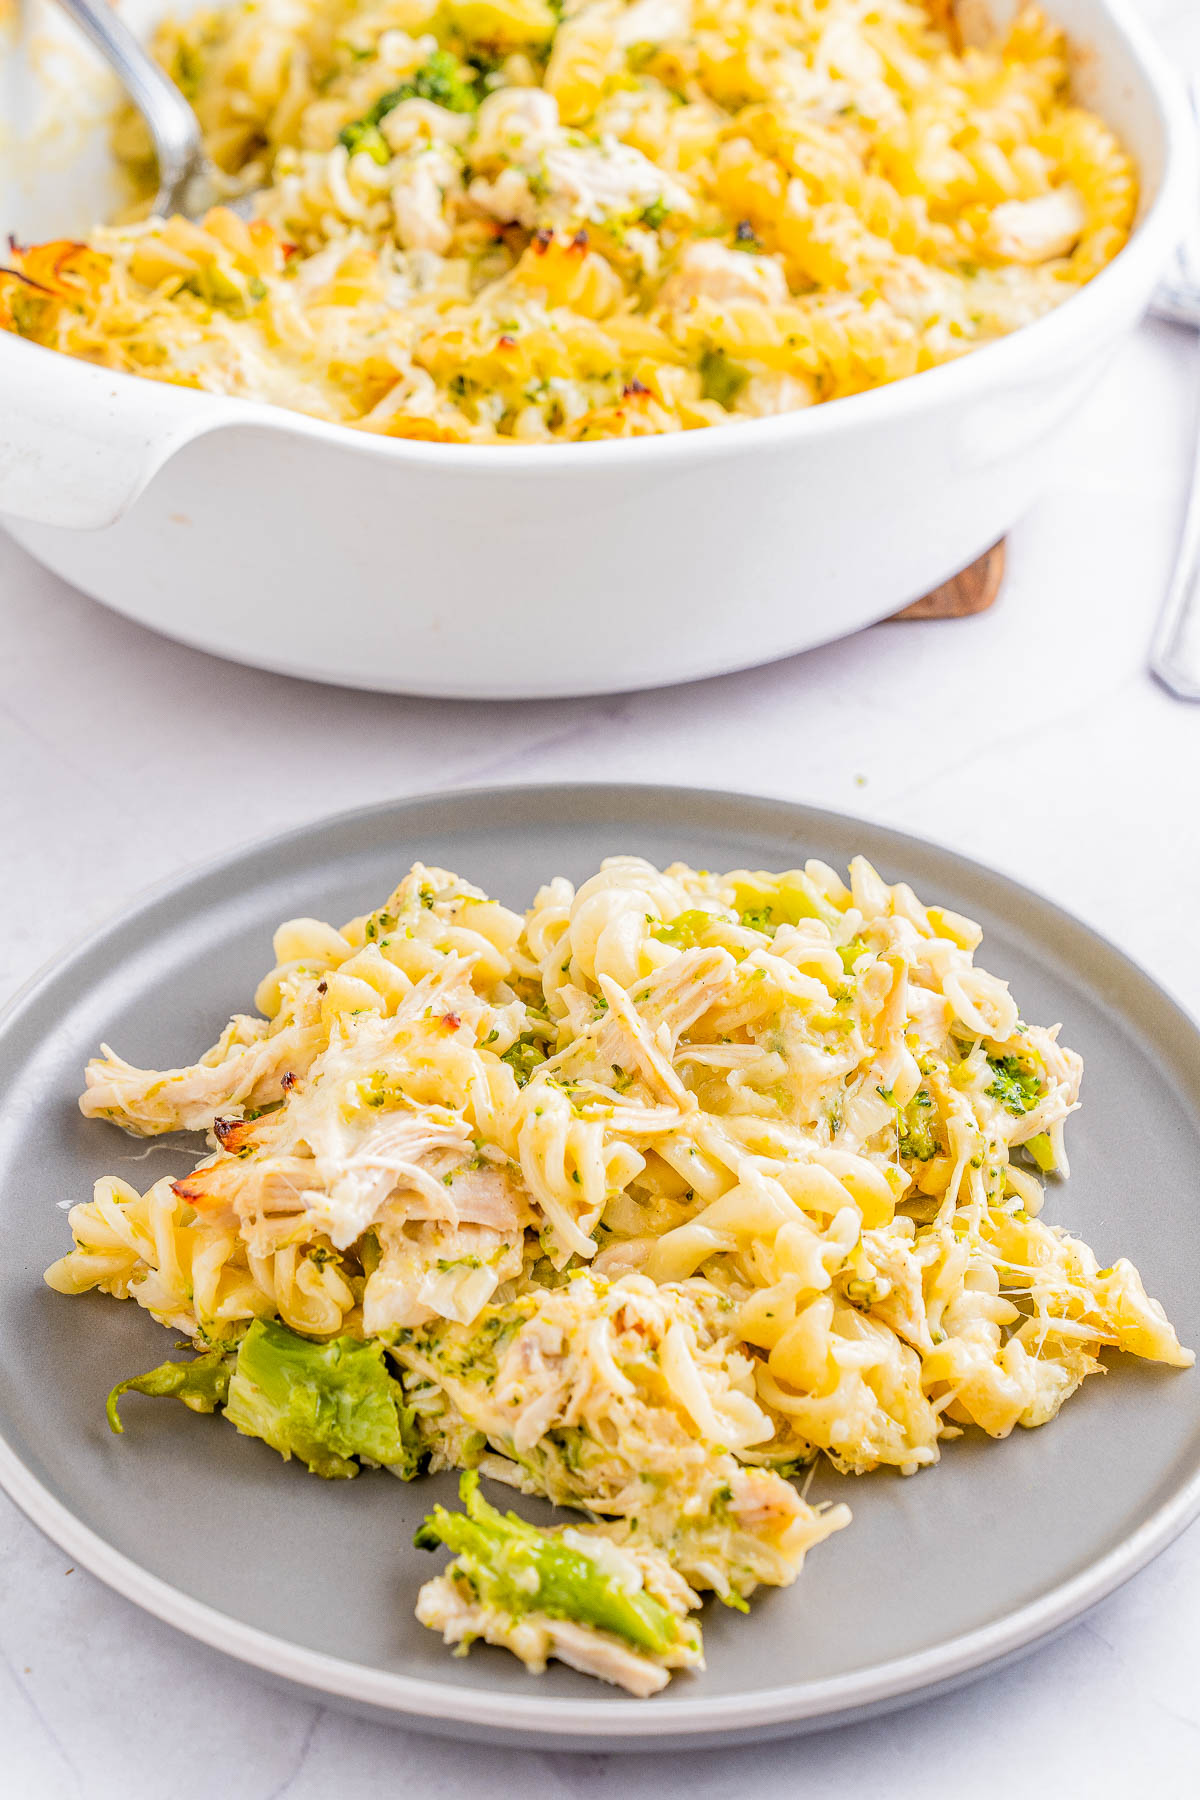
[615,0,692,46]
[985,186,1086,264]
[659,240,790,309]
[415,1571,682,1695]
[391,144,462,254]
[365,1218,527,1330]
[470,137,692,231]
[80,1020,322,1136]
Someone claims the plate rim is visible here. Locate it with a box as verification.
[2,779,1198,1742]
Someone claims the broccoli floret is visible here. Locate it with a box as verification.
[107,1348,233,1434]
[897,1091,942,1162]
[339,119,391,163]
[838,935,867,973]
[986,1055,1042,1116]
[654,908,713,949]
[500,1034,547,1085]
[878,1087,943,1163]
[730,871,843,934]
[224,1319,419,1478]
[699,348,749,409]
[106,1319,419,1480]
[1024,1132,1057,1173]
[410,48,482,110]
[416,1472,697,1657]
[338,50,481,159]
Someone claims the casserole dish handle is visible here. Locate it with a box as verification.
[0,345,239,530]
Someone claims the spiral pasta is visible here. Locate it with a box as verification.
[46,853,1191,1688]
[2,0,1136,441]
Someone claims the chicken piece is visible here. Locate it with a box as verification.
[416,1572,679,1694]
[363,1163,535,1330]
[470,137,692,231]
[364,1218,527,1330]
[658,240,789,309]
[173,968,513,1254]
[615,0,692,46]
[298,1106,475,1247]
[735,371,816,417]
[551,946,738,1091]
[415,1471,704,1694]
[856,1228,934,1354]
[637,944,741,1044]
[391,143,463,253]
[79,1019,322,1136]
[172,1146,317,1252]
[997,1025,1082,1156]
[984,186,1085,265]
[904,982,953,1042]
[173,1099,475,1256]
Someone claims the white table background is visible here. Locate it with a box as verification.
[3,3,1200,1790]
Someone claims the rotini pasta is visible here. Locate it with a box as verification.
[1,0,1136,441]
[46,852,1191,1693]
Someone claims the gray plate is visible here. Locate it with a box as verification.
[1,784,1198,1752]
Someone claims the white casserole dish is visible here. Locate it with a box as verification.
[0,0,1191,699]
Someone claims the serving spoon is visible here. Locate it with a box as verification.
[49,0,250,219]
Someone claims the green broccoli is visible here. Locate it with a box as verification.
[729,869,843,934]
[338,119,391,164]
[654,908,713,949]
[1024,1131,1057,1173]
[415,1472,698,1658]
[699,348,749,410]
[181,263,264,316]
[897,1090,942,1162]
[107,1348,233,1434]
[500,1034,547,1085]
[106,1318,419,1480]
[986,1055,1042,1116]
[838,935,866,973]
[224,1318,419,1478]
[411,48,482,109]
[338,50,481,160]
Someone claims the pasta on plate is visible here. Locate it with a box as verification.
[47,854,1192,1694]
[2,0,1135,442]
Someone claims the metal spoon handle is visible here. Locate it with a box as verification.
[49,0,203,216]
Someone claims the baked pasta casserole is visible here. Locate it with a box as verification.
[47,855,1191,1693]
[1,0,1137,442]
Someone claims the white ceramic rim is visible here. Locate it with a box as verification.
[1,781,1198,1743]
[0,0,1192,484]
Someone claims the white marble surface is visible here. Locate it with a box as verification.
[4,4,1200,1789]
